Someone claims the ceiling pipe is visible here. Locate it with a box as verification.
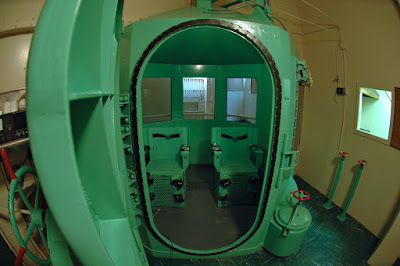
[0,27,35,39]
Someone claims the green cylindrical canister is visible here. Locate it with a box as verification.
[264,205,312,257]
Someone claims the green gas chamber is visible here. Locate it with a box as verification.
[25,0,312,265]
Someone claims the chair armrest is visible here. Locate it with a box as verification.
[212,144,222,172]
[250,145,263,169]
[180,145,190,171]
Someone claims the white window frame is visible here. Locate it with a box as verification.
[354,84,395,145]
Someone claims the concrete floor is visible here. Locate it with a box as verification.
[152,164,257,250]
[148,175,379,266]
[0,174,380,265]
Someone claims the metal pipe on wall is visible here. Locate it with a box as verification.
[0,27,35,39]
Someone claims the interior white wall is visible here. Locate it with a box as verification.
[227,78,257,121]
[142,77,172,123]
[243,78,257,118]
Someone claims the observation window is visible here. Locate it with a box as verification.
[183,77,215,120]
[142,77,172,124]
[226,78,257,124]
[357,87,392,140]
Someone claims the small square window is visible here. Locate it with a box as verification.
[226,78,257,124]
[357,87,392,140]
[183,77,215,120]
[142,77,172,124]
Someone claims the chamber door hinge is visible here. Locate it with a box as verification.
[297,61,313,87]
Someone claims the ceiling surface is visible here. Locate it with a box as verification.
[149,26,265,65]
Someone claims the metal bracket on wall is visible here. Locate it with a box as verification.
[276,134,299,188]
[276,150,299,188]
[297,61,312,87]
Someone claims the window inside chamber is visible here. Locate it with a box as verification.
[356,87,393,141]
[183,77,215,120]
[227,78,257,124]
[142,77,172,124]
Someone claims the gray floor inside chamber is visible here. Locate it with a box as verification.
[152,164,258,250]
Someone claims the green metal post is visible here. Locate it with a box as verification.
[337,160,368,222]
[323,151,348,210]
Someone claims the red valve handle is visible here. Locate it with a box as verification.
[3,147,28,265]
[1,148,17,180]
[358,160,368,166]
[339,151,349,157]
[14,247,26,266]
[293,190,310,201]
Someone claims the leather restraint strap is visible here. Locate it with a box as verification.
[153,133,180,139]
[221,133,248,141]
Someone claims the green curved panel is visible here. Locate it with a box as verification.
[27,0,147,265]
